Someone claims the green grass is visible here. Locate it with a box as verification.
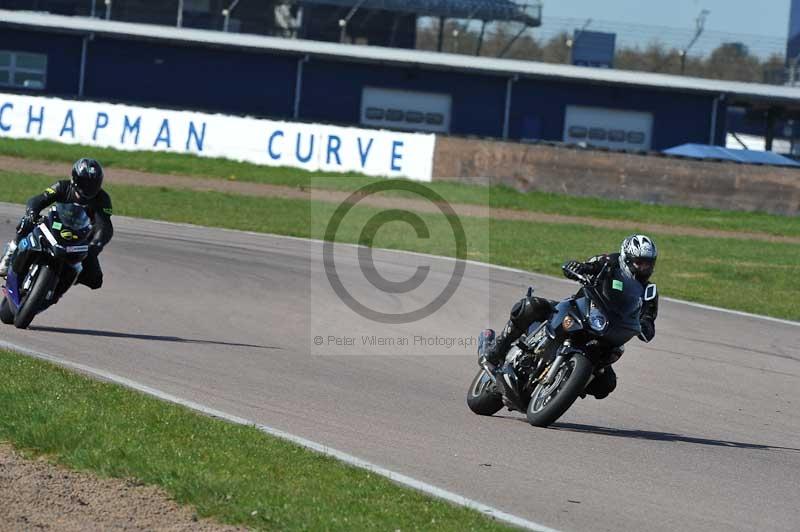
[0,350,512,531]
[2,171,798,320]
[0,137,378,188]
[2,137,798,237]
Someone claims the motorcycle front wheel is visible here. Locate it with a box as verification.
[526,355,593,427]
[14,264,55,330]
[466,368,503,416]
[0,295,13,324]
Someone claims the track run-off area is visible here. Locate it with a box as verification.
[1,203,799,532]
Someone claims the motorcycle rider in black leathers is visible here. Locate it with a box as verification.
[481,234,659,400]
[0,158,113,289]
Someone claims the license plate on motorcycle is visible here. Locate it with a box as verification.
[66,245,89,253]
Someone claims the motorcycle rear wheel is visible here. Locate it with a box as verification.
[526,355,593,428]
[14,265,54,330]
[466,368,503,416]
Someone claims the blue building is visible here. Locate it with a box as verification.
[1,9,799,151]
[789,0,800,65]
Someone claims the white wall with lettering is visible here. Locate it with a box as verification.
[0,93,436,181]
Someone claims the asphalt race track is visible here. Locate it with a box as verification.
[1,202,799,532]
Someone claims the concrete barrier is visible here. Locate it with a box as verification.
[433,136,800,216]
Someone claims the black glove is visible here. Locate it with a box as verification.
[562,260,584,280]
[16,211,37,236]
[638,321,655,342]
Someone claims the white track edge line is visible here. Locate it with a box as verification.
[133,215,800,328]
[0,339,560,532]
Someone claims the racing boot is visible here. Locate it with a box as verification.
[480,295,553,369]
[0,241,16,277]
[477,329,498,368]
[478,321,523,369]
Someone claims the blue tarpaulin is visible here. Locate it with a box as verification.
[664,144,800,167]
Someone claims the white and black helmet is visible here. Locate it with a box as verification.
[619,234,658,282]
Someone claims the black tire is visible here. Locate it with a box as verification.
[466,368,504,416]
[0,296,13,324]
[526,355,593,428]
[14,265,55,330]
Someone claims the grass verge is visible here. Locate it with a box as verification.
[1,137,798,238]
[2,171,798,321]
[0,349,511,531]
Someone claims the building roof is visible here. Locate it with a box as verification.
[296,0,541,24]
[3,9,800,107]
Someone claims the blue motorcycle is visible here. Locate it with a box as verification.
[1,203,92,329]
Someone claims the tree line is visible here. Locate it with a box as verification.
[416,22,787,85]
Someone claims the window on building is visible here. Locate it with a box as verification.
[568,126,588,139]
[360,87,452,133]
[588,127,607,140]
[0,51,47,90]
[608,129,626,142]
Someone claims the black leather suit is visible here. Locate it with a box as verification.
[14,180,113,289]
[490,252,658,399]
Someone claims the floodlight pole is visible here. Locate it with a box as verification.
[497,23,529,58]
[339,0,368,43]
[177,0,184,27]
[446,5,480,54]
[680,9,709,74]
[104,0,111,20]
[475,20,487,55]
[222,0,241,32]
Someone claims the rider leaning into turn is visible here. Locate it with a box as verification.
[0,158,113,289]
[481,234,659,400]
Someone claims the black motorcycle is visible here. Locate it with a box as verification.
[1,203,93,329]
[467,262,655,427]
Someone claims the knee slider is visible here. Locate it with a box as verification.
[90,275,103,290]
[84,273,103,290]
[589,367,617,399]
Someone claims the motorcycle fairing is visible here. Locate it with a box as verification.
[4,266,21,309]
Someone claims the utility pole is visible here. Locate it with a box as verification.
[680,9,709,75]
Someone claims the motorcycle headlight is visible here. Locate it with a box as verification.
[588,306,608,332]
